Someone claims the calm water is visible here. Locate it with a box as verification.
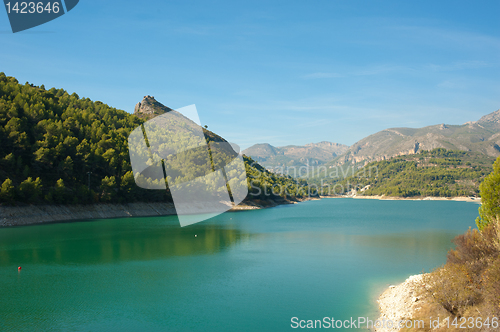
[0,198,479,331]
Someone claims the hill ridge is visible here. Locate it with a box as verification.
[335,108,500,166]
[243,141,348,169]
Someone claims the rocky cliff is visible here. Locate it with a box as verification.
[134,95,174,120]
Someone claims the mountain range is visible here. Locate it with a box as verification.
[243,109,500,169]
[242,142,349,169]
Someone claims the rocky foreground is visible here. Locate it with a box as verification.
[375,274,427,332]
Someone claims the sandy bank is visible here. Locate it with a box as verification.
[351,195,481,203]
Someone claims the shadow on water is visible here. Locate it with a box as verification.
[0,215,251,266]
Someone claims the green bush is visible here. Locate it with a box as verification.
[476,156,500,230]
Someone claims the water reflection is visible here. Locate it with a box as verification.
[0,217,250,266]
[0,199,480,332]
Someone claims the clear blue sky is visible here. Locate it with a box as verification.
[1,0,499,149]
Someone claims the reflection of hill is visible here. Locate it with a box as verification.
[0,219,250,265]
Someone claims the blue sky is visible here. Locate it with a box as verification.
[1,0,499,149]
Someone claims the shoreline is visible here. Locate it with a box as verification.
[374,274,428,332]
[322,194,481,203]
[0,202,178,227]
[0,196,319,228]
[0,193,474,228]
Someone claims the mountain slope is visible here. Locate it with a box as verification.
[331,148,495,197]
[335,109,500,166]
[243,141,348,169]
[0,73,315,205]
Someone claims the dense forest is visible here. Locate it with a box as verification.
[325,148,495,197]
[0,73,314,205]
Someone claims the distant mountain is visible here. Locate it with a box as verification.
[243,141,349,169]
[335,109,500,166]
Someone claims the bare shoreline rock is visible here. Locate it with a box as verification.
[375,274,428,332]
[351,195,481,203]
[0,202,178,227]
[0,197,318,227]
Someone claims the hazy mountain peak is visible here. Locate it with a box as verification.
[243,141,348,168]
[305,141,348,149]
[243,143,279,158]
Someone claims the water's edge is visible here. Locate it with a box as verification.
[0,202,178,227]
[374,274,427,332]
[0,197,318,227]
[0,197,478,331]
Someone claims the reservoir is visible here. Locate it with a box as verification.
[0,198,479,331]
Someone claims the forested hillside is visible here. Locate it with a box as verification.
[0,73,314,205]
[330,148,495,197]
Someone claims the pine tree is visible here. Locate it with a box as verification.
[0,178,15,203]
[476,156,500,230]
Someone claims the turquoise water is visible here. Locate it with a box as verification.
[0,198,479,331]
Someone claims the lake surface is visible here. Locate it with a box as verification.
[0,198,479,331]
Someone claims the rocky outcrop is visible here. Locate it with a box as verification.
[133,95,174,119]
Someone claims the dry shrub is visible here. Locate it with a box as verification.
[427,264,482,317]
[399,297,450,332]
[415,219,500,330]
[400,219,500,331]
[482,256,500,317]
[447,226,498,265]
[447,221,499,285]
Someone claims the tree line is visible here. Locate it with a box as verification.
[0,73,313,205]
[329,148,495,197]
